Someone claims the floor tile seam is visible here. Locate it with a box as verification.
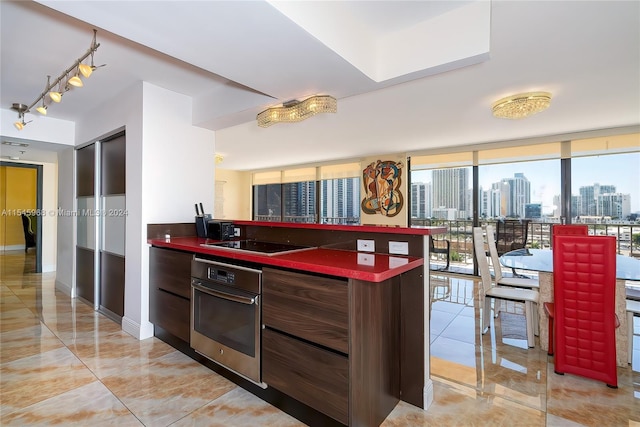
[0,377,104,420]
[163,385,244,427]
[433,372,549,415]
[91,378,146,427]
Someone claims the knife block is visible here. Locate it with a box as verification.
[195,214,211,238]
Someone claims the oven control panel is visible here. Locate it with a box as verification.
[208,267,236,285]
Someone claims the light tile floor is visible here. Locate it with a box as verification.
[1,251,639,426]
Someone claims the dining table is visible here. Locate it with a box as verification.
[500,248,640,366]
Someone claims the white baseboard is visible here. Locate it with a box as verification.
[122,316,154,340]
[423,379,434,410]
[43,264,56,273]
[0,245,24,251]
[55,279,73,297]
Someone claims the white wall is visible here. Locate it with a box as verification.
[137,83,215,339]
[214,168,251,220]
[55,147,75,295]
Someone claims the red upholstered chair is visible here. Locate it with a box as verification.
[551,224,588,240]
[545,225,590,356]
[552,235,618,388]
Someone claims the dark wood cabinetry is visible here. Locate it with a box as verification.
[262,267,401,426]
[263,328,349,425]
[262,268,348,354]
[149,247,192,342]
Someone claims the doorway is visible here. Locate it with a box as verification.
[0,162,43,273]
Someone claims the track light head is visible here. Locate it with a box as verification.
[49,91,62,103]
[79,63,93,78]
[68,75,83,87]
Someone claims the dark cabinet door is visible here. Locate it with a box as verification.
[262,328,348,425]
[262,268,348,354]
[76,144,96,305]
[149,247,192,342]
[76,144,95,197]
[99,132,126,320]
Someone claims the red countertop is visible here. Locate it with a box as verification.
[148,236,424,282]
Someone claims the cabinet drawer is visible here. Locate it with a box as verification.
[262,268,348,354]
[263,328,348,425]
[149,247,192,298]
[149,288,190,342]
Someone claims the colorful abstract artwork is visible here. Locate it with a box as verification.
[361,160,404,217]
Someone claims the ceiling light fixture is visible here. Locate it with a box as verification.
[492,91,552,119]
[36,76,51,115]
[12,103,31,130]
[11,29,102,131]
[68,66,84,87]
[2,141,29,147]
[257,95,337,128]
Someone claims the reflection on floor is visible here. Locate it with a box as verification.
[1,251,639,426]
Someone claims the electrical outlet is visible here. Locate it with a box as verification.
[357,253,375,266]
[233,228,240,237]
[389,241,409,255]
[357,239,375,252]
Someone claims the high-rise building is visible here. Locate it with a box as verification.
[501,173,530,218]
[578,183,617,216]
[283,181,315,222]
[411,181,432,218]
[432,168,469,219]
[597,193,630,219]
[321,178,360,224]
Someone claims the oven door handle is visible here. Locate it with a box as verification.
[192,282,257,305]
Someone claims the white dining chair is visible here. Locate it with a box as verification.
[473,227,539,348]
[485,224,539,290]
[627,299,640,364]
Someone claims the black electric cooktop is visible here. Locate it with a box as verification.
[201,240,314,256]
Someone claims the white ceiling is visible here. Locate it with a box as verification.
[1,1,638,170]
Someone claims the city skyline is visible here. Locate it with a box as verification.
[412,152,639,215]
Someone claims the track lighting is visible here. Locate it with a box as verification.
[11,29,102,131]
[12,104,31,130]
[79,63,93,78]
[36,104,48,115]
[68,66,84,87]
[36,77,50,114]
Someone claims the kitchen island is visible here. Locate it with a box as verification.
[147,221,445,427]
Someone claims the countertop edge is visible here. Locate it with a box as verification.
[148,238,423,282]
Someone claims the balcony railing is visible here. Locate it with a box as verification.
[412,218,640,273]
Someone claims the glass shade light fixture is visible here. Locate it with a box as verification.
[79,62,93,78]
[257,95,337,128]
[12,29,102,131]
[49,79,64,103]
[12,103,31,130]
[36,76,51,114]
[68,66,84,87]
[492,91,552,119]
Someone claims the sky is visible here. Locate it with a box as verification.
[412,152,640,215]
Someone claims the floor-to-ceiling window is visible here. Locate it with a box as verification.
[252,163,360,225]
[409,131,638,274]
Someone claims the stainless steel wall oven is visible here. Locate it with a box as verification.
[190,257,264,387]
